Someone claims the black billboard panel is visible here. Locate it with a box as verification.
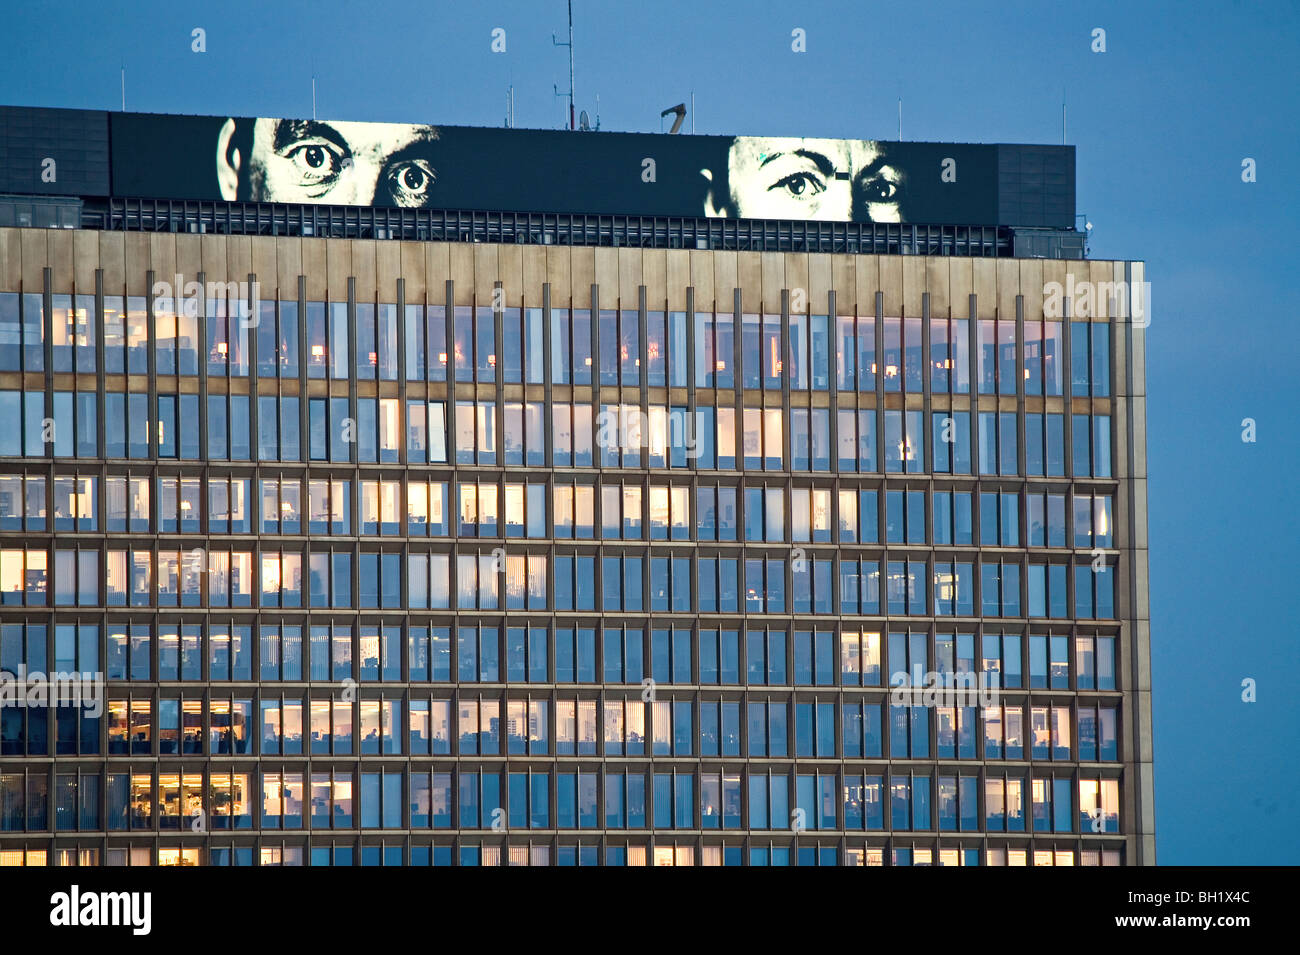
[0,106,110,198]
[101,110,1073,227]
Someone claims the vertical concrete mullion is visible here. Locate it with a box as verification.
[445,278,456,463]
[590,282,603,603]
[248,272,260,465]
[590,284,601,472]
[151,269,165,548]
[827,289,839,627]
[92,269,107,635]
[296,276,310,686]
[731,293,741,478]
[542,283,554,471]
[347,277,359,614]
[42,267,54,440]
[397,277,408,619]
[493,284,505,484]
[1060,288,1074,621]
[638,286,650,618]
[920,293,933,571]
[873,290,888,623]
[1015,294,1027,618]
[966,293,979,479]
[198,274,210,464]
[780,288,793,612]
[39,268,53,627]
[444,278,457,640]
[249,251,265,694]
[95,270,106,461]
[147,272,165,615]
[638,285,648,458]
[347,278,358,468]
[684,288,695,473]
[780,290,791,469]
[296,277,307,537]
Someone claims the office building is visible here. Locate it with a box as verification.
[0,105,1153,866]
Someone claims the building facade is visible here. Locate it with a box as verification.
[0,108,1153,868]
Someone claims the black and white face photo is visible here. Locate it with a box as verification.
[703,135,905,222]
[216,117,440,206]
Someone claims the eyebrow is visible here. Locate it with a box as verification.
[270,120,350,152]
[378,140,440,166]
[853,155,895,180]
[758,149,838,178]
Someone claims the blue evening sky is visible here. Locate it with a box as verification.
[2,0,1296,864]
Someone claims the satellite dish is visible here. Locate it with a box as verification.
[578,110,590,131]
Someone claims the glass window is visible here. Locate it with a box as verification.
[329,302,350,379]
[882,317,901,391]
[1071,321,1090,396]
[664,311,686,387]
[1092,324,1110,396]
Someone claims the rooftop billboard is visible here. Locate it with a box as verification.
[2,107,1075,228]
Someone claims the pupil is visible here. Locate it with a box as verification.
[403,168,422,189]
[305,147,324,169]
[789,178,805,195]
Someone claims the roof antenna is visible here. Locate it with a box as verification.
[120,66,125,111]
[898,97,902,140]
[552,0,575,130]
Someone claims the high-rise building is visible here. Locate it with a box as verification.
[0,105,1152,867]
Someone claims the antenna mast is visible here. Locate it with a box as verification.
[553,1,575,129]
[568,0,575,131]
